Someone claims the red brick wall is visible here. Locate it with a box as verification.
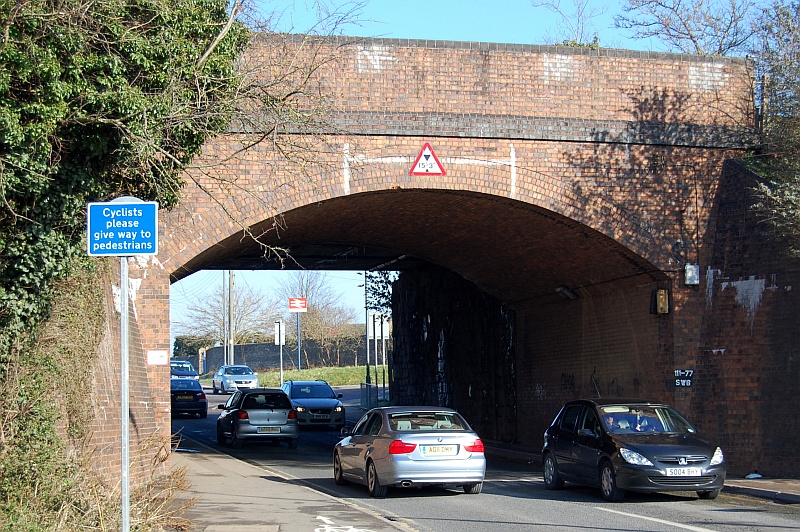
[86,259,170,487]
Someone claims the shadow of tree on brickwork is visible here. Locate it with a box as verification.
[563,85,752,271]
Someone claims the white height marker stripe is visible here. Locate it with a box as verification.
[596,507,721,532]
[341,143,517,194]
[342,143,351,195]
[510,143,516,198]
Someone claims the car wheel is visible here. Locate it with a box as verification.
[367,461,387,498]
[199,409,208,419]
[697,489,720,499]
[216,425,227,446]
[333,452,349,485]
[600,461,625,502]
[212,382,218,394]
[232,428,244,449]
[543,453,564,490]
[288,438,298,449]
[463,482,483,494]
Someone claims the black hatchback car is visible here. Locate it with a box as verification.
[542,399,725,502]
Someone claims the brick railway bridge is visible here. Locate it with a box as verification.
[98,36,800,482]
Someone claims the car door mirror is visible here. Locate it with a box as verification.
[577,428,598,438]
[336,393,343,399]
[217,404,226,409]
[340,426,351,436]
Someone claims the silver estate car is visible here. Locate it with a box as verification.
[212,364,259,393]
[216,388,299,449]
[333,406,486,497]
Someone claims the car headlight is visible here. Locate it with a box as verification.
[334,406,344,413]
[620,448,654,466]
[295,406,306,413]
[710,447,724,466]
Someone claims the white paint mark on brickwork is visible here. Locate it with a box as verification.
[342,143,351,195]
[129,277,141,319]
[112,284,121,314]
[510,144,517,198]
[542,54,577,84]
[721,275,765,328]
[705,267,717,306]
[112,275,141,319]
[357,44,396,73]
[131,254,164,272]
[688,64,729,92]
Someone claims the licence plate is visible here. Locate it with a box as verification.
[420,445,457,456]
[666,467,702,476]
[257,426,280,434]
[177,395,193,400]
[313,414,328,419]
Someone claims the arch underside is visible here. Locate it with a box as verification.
[175,189,667,304]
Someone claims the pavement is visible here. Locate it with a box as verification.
[169,437,409,532]
[168,393,800,531]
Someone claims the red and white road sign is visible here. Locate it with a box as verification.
[409,142,446,176]
[288,297,308,312]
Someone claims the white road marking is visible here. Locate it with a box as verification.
[596,507,720,532]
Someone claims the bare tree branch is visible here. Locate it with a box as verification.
[615,0,759,55]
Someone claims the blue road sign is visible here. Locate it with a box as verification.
[87,200,158,256]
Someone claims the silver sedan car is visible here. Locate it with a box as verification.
[333,406,486,497]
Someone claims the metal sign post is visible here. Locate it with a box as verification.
[288,298,307,371]
[274,321,285,384]
[87,197,158,532]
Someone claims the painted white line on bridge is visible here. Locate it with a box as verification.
[596,507,720,532]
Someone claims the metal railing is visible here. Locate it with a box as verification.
[360,383,379,409]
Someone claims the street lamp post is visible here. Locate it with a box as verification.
[363,271,371,385]
[372,313,379,398]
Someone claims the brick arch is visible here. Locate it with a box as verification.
[162,135,700,292]
[122,36,763,479]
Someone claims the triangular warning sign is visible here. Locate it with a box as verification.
[409,142,446,176]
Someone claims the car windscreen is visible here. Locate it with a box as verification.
[291,384,335,398]
[388,411,468,431]
[226,366,253,375]
[599,405,696,434]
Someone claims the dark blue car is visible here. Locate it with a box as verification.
[171,378,208,418]
[542,398,725,502]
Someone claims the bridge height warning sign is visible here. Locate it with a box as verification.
[409,142,446,176]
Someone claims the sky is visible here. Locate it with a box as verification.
[267,0,660,50]
[170,0,659,344]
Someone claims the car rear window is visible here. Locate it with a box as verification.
[171,380,202,391]
[242,393,291,410]
[389,412,467,431]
